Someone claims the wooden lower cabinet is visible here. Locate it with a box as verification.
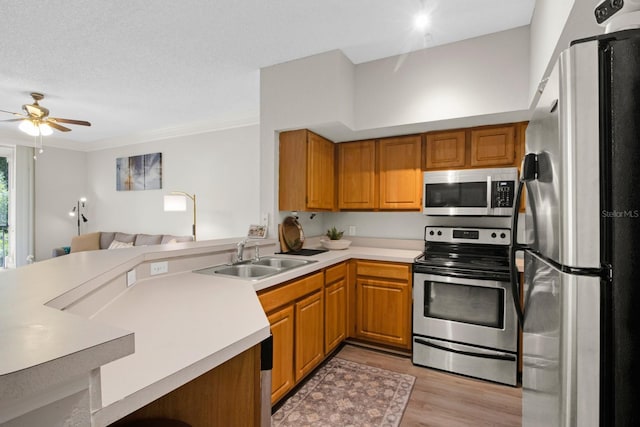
[295,290,324,381]
[324,263,347,354]
[268,305,295,404]
[258,271,325,405]
[354,261,412,350]
[110,345,261,426]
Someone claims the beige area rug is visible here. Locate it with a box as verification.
[272,357,415,427]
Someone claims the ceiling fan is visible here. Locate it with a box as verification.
[0,92,91,135]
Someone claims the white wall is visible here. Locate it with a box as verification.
[529,0,575,105]
[34,146,87,261]
[260,50,356,237]
[355,26,531,130]
[528,0,601,107]
[260,28,531,240]
[85,124,260,242]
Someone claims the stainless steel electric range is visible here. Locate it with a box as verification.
[412,226,518,386]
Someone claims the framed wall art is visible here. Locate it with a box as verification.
[116,152,162,191]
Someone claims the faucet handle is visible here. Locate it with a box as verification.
[254,243,260,261]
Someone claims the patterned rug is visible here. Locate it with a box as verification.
[272,357,416,427]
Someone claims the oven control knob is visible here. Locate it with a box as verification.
[437,231,442,236]
[491,232,497,238]
[429,231,434,236]
[500,233,506,239]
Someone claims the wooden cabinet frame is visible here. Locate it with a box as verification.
[279,129,335,211]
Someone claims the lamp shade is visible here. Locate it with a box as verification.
[164,194,187,212]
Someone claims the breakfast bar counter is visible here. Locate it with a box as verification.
[0,237,422,426]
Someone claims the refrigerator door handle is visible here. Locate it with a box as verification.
[509,180,525,327]
[509,153,538,326]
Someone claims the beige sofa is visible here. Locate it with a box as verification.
[52,231,194,257]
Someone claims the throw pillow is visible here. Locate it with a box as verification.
[70,232,101,253]
[108,240,134,250]
[135,234,163,246]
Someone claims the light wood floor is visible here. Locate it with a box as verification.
[336,344,522,427]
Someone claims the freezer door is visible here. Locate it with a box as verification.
[525,40,600,268]
[522,251,600,427]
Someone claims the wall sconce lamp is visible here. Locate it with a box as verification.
[164,191,197,240]
[69,197,88,236]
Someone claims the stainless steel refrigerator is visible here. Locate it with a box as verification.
[510,29,640,426]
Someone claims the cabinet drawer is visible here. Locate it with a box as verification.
[356,261,409,281]
[325,262,347,285]
[258,271,323,314]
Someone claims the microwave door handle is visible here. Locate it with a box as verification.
[486,176,491,214]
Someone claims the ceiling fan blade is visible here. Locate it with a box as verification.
[0,109,24,117]
[0,118,24,122]
[49,117,91,126]
[47,121,72,132]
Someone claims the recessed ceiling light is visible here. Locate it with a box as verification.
[414,11,430,32]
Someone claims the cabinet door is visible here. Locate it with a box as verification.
[279,129,308,211]
[325,277,347,354]
[378,135,422,210]
[268,305,295,404]
[307,132,335,210]
[425,130,466,169]
[470,125,516,167]
[295,290,324,382]
[356,277,411,349]
[338,140,376,209]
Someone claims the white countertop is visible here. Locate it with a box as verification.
[0,238,422,426]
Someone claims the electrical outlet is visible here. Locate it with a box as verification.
[150,261,168,276]
[261,212,269,225]
[348,225,356,236]
[126,269,136,287]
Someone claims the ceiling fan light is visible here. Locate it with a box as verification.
[18,120,40,136]
[39,123,53,136]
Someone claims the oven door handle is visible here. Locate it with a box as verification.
[414,338,516,362]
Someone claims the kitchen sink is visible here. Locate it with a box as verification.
[194,256,316,280]
[252,257,309,269]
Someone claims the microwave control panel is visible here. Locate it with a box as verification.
[492,181,515,207]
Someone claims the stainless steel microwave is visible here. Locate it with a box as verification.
[423,167,518,216]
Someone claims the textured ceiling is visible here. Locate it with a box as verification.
[0,0,534,150]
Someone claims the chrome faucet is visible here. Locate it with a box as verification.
[236,239,247,262]
[254,243,260,261]
[236,238,260,263]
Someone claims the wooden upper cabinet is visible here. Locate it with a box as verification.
[279,129,335,211]
[338,140,376,210]
[470,125,516,167]
[307,132,335,210]
[378,135,422,210]
[425,130,466,169]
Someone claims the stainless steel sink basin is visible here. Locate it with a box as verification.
[194,256,316,280]
[252,257,309,269]
[212,264,279,278]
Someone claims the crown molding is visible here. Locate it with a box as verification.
[85,115,260,152]
[0,115,260,153]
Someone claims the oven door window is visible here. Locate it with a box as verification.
[424,281,504,329]
[425,182,487,208]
